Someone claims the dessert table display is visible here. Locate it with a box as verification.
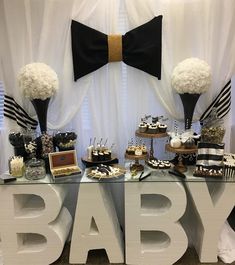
[2,43,233,265]
[4,91,234,265]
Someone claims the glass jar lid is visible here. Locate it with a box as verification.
[26,158,45,167]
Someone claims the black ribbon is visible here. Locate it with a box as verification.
[71,16,163,81]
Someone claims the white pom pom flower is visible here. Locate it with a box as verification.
[18,63,59,100]
[171,58,211,94]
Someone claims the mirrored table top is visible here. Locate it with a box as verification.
[1,164,234,185]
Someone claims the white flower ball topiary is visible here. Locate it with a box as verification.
[171,58,211,94]
[18,63,59,100]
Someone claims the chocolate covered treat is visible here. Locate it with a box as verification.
[158,124,167,133]
[92,150,99,161]
[139,123,148,133]
[147,124,158,134]
[89,164,124,179]
[126,146,135,155]
[104,150,111,160]
[98,151,104,161]
[194,166,223,178]
[147,159,159,169]
[147,159,171,169]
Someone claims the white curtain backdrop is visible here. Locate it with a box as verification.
[124,0,235,149]
[1,0,235,173]
[0,0,121,172]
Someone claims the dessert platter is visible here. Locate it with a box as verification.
[87,164,126,180]
[146,158,172,170]
[82,138,118,167]
[194,166,223,178]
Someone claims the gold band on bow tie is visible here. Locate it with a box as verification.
[108,35,123,62]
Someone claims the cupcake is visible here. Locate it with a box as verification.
[126,146,135,155]
[147,159,159,169]
[159,163,165,170]
[135,148,143,156]
[147,124,158,134]
[139,123,147,133]
[152,161,159,169]
[163,161,171,169]
[158,124,167,133]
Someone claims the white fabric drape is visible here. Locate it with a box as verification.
[0,0,120,128]
[0,0,121,172]
[124,0,235,150]
[1,0,235,173]
[124,0,235,119]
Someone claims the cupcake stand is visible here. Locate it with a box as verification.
[135,130,168,160]
[165,144,198,173]
[125,153,148,172]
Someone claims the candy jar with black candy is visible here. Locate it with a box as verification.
[8,131,27,160]
[54,131,77,151]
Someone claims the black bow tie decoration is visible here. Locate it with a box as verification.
[71,16,163,81]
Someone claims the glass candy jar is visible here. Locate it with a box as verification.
[25,158,46,180]
[54,131,77,151]
[8,131,27,159]
[184,137,195,149]
[200,108,225,144]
